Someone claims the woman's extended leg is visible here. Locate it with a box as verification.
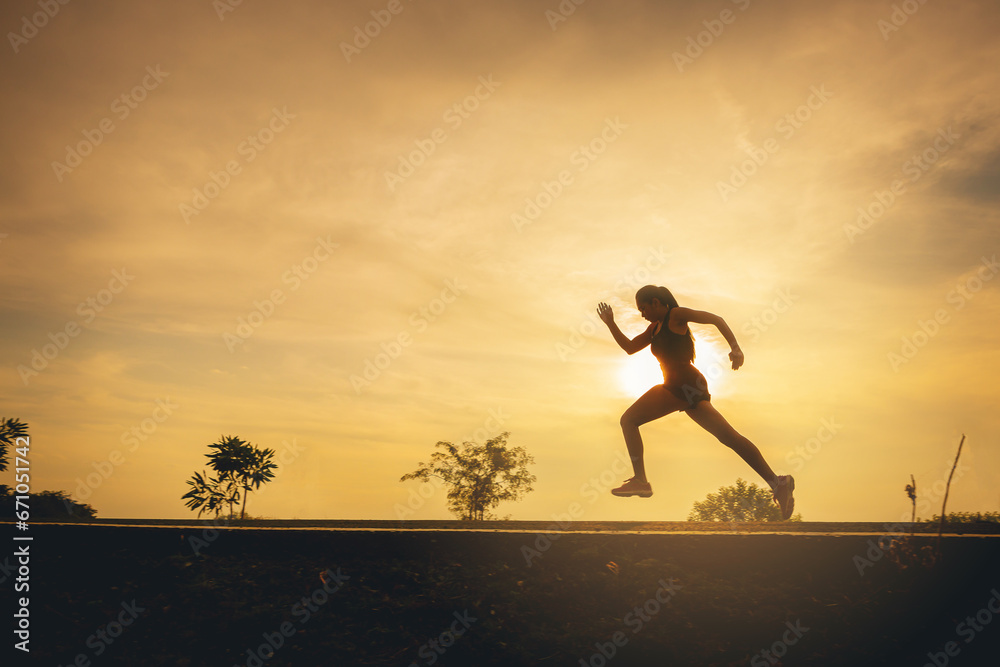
[618,385,687,484]
[685,400,777,486]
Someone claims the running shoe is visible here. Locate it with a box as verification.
[772,475,795,520]
[611,477,653,498]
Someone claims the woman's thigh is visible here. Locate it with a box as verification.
[622,385,688,427]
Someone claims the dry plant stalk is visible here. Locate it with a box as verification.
[936,434,966,558]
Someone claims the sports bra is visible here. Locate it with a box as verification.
[648,308,695,369]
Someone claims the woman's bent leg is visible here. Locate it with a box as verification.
[619,385,686,483]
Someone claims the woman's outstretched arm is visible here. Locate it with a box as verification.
[597,302,653,355]
[671,307,744,370]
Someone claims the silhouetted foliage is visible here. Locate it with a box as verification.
[182,470,234,519]
[923,511,999,524]
[905,474,917,523]
[1,419,97,519]
[688,478,802,522]
[0,417,30,474]
[182,435,278,519]
[400,432,536,520]
[0,488,97,520]
[1,417,30,497]
[36,490,97,520]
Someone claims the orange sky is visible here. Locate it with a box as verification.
[2,0,998,522]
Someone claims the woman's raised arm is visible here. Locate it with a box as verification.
[597,302,654,355]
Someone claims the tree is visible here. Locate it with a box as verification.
[1,417,30,470]
[687,478,802,522]
[43,491,98,520]
[1,417,30,496]
[182,435,277,519]
[182,470,233,519]
[0,487,97,520]
[905,474,917,523]
[205,435,279,520]
[400,432,535,520]
[0,418,97,519]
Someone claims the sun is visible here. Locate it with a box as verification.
[617,352,663,398]
[617,339,733,399]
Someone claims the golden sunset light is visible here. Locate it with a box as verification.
[2,0,998,527]
[617,352,663,400]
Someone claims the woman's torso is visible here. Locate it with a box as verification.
[649,309,695,371]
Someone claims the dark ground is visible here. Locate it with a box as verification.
[3,521,999,666]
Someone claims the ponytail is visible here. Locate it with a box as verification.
[635,284,679,309]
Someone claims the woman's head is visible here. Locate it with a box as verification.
[635,285,694,352]
[635,285,677,310]
[635,285,679,320]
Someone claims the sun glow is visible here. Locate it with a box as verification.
[617,339,733,399]
[618,352,664,398]
[693,338,732,398]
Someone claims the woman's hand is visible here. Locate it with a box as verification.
[597,302,615,325]
[729,348,745,370]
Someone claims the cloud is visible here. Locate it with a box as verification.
[2,0,999,520]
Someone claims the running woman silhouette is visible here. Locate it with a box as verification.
[597,285,795,519]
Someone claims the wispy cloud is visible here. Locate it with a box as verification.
[2,0,998,521]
